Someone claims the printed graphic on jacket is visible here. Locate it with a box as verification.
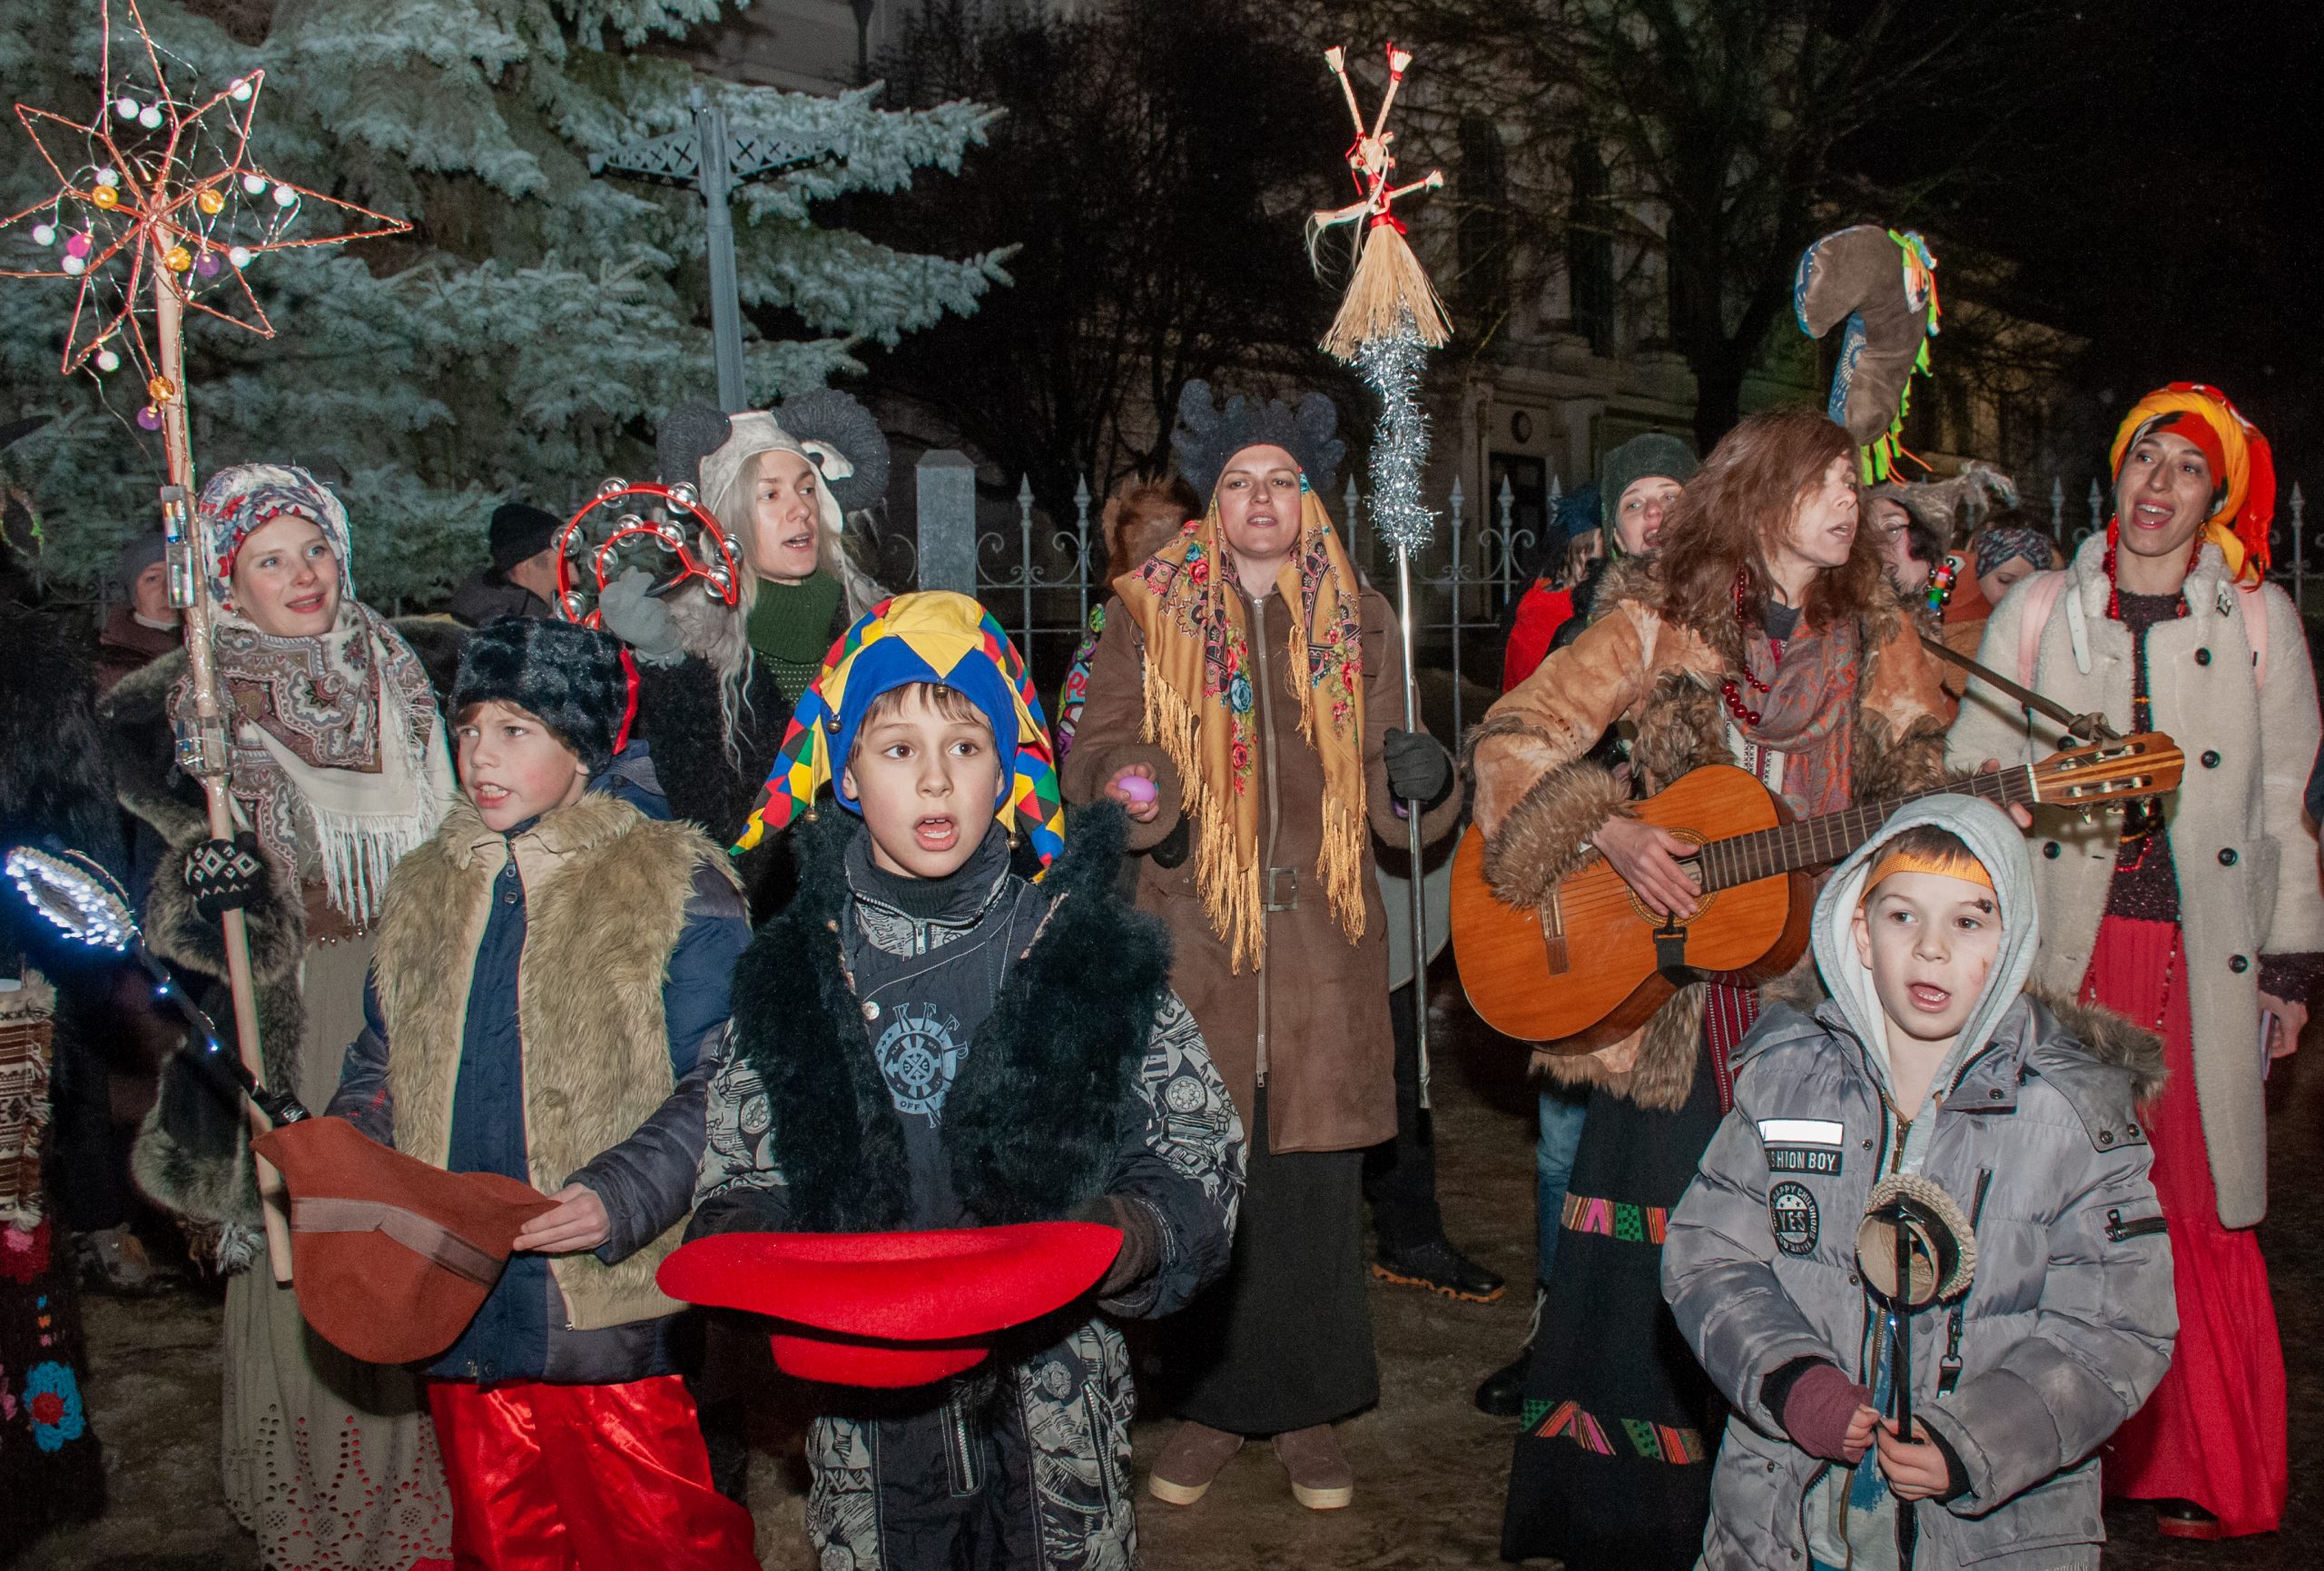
[872,1003,967,1121]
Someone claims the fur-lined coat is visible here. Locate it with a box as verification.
[691,807,1244,1571]
[1466,557,1952,1107]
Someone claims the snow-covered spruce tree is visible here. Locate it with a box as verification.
[0,0,1003,605]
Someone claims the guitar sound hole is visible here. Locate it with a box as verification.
[1620,831,1713,926]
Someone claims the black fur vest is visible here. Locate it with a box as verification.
[729,804,1169,1232]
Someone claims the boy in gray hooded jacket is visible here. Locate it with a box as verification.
[1664,795,2175,1570]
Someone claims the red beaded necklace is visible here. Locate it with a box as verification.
[2100,515,2202,623]
[1719,566,1778,727]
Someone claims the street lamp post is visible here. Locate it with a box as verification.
[596,97,849,412]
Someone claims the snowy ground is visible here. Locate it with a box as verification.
[24,978,2324,1569]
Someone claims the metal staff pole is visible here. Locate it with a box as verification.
[153,272,292,1282]
[1394,542,1432,1108]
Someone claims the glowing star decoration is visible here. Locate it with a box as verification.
[0,0,411,390]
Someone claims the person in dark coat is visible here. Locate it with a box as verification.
[445,501,563,626]
[327,618,755,1569]
[697,592,1244,1571]
[94,534,183,690]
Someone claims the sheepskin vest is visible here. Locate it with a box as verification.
[730,806,1168,1232]
[372,792,737,1330]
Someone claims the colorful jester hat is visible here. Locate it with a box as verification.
[732,591,1066,867]
[1793,225,1942,482]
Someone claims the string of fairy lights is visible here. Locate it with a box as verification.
[0,0,409,432]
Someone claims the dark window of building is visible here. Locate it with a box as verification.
[1458,114,1511,321]
[1569,142,1614,356]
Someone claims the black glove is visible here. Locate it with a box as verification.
[184,832,268,922]
[1073,1193,1162,1300]
[1383,727,1453,808]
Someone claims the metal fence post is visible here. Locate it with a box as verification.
[1015,476,1037,647]
[1074,474,1093,627]
[1497,476,1517,603]
[2087,479,2103,542]
[1447,477,1466,737]
[915,450,978,595]
[2294,482,2307,611]
[2050,477,2064,542]
[1342,477,1362,574]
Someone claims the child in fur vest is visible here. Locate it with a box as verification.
[1663,796,2175,1571]
[326,617,757,1570]
[698,591,1246,1570]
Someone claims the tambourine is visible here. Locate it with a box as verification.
[554,477,741,627]
[1854,1171,1978,1434]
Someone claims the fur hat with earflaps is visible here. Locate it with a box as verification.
[450,618,632,776]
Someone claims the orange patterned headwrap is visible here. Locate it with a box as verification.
[2109,382,2276,586]
[1863,845,1993,901]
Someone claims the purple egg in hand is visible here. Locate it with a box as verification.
[1115,773,1157,805]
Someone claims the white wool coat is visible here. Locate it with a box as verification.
[1948,533,2324,1227]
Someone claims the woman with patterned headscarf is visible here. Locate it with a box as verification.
[1062,385,1463,1513]
[105,464,457,1571]
[1951,383,2324,1540]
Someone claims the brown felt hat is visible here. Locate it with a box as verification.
[251,1116,559,1366]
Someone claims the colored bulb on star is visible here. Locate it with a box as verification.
[31,223,55,246]
[96,348,121,371]
[164,244,192,273]
[137,405,162,431]
[228,245,251,268]
[148,375,175,403]
[197,187,225,216]
[230,78,254,102]
[95,166,120,187]
[115,96,139,119]
[241,173,266,195]
[139,104,163,129]
[195,252,222,278]
[61,253,86,275]
[271,183,296,206]
[64,232,92,257]
[90,185,119,211]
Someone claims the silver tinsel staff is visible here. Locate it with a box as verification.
[1312,42,1449,1100]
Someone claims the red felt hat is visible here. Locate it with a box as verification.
[656,1221,1122,1388]
[252,1116,559,1366]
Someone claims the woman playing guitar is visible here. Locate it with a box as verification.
[1470,409,1953,1571]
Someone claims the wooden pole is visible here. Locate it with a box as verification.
[153,272,294,1283]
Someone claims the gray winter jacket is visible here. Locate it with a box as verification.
[1664,795,2175,1571]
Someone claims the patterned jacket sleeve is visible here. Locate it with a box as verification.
[1093,991,1246,1319]
[686,1039,792,1238]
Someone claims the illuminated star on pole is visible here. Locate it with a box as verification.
[0,0,409,415]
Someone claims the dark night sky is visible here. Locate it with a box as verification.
[1887,4,2324,481]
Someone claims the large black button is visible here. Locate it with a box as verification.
[2231,954,2250,973]
[2221,847,2239,866]
[2043,841,2062,859]
[2196,647,2213,666]
[2201,750,2221,768]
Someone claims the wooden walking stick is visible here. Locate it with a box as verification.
[1,0,410,1277]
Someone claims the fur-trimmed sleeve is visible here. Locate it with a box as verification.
[1464,602,1653,906]
[1853,608,1953,800]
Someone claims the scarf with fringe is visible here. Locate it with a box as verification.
[1115,484,1365,972]
[178,604,453,926]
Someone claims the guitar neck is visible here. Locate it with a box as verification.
[1690,766,2036,894]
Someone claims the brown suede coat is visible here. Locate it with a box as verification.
[1466,556,1952,1108]
[1063,583,1462,1153]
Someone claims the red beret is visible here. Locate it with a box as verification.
[252,1116,558,1366]
[657,1221,1122,1388]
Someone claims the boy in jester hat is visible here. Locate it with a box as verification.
[1663,795,2175,1571]
[699,591,1246,1568]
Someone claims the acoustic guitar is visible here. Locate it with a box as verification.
[1451,734,2184,1046]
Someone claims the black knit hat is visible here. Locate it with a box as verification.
[487,502,564,573]
[450,618,629,776]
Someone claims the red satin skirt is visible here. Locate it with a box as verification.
[425,1375,757,1571]
[2084,915,2289,1536]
